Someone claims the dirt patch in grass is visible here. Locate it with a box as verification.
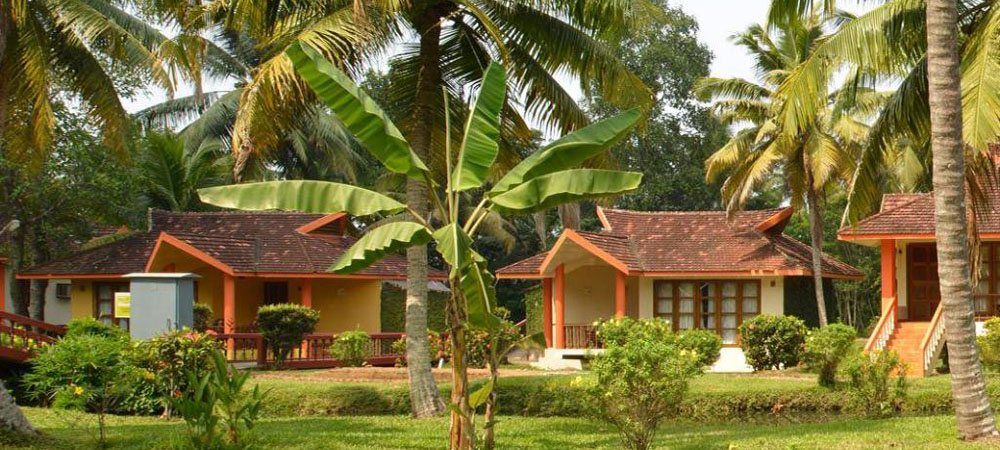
[254,367,578,383]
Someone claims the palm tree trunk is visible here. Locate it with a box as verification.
[925,0,999,440]
[806,186,828,327]
[557,203,580,230]
[403,5,448,419]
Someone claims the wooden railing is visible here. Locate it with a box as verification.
[564,325,602,349]
[865,296,898,354]
[0,311,65,362]
[919,303,946,375]
[215,332,404,368]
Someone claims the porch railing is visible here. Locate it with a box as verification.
[0,311,65,361]
[919,303,946,376]
[865,296,898,354]
[214,332,404,368]
[563,324,602,349]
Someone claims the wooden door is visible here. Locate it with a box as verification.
[907,243,940,321]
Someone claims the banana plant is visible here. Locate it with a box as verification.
[197,41,642,448]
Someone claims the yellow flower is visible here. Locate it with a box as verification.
[142,370,155,381]
[73,386,85,397]
[570,376,584,387]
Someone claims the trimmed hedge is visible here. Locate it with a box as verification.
[379,284,448,332]
[253,374,990,422]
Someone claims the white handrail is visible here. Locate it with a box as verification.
[920,304,946,375]
[865,297,898,355]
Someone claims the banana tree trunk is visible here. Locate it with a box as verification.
[403,5,448,419]
[447,286,473,450]
[925,0,999,439]
[806,186,828,327]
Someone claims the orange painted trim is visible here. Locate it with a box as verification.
[554,265,566,349]
[839,232,936,241]
[301,279,313,308]
[755,207,794,232]
[881,240,897,299]
[17,274,126,280]
[614,270,626,317]
[542,278,553,347]
[538,229,631,274]
[146,232,235,275]
[499,269,862,280]
[596,206,612,231]
[247,272,447,281]
[295,213,347,235]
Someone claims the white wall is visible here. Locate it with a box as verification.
[2,277,72,324]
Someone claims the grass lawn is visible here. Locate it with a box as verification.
[8,407,996,449]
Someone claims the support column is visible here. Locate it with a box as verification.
[0,259,6,313]
[615,271,626,318]
[301,279,313,308]
[880,239,897,319]
[223,274,235,354]
[542,278,553,347]
[554,265,565,349]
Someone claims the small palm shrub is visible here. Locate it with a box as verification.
[803,323,859,387]
[332,330,369,367]
[172,351,266,449]
[738,314,807,371]
[676,329,723,368]
[256,304,319,368]
[588,318,702,450]
[193,303,214,331]
[843,350,907,417]
[978,317,1000,371]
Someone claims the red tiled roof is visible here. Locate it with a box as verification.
[22,210,435,278]
[497,207,862,278]
[839,187,1000,238]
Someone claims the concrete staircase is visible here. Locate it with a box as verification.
[884,321,932,377]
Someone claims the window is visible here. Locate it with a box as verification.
[55,284,71,300]
[975,243,1000,317]
[653,279,761,344]
[263,282,289,305]
[94,282,129,331]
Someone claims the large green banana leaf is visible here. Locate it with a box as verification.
[330,222,432,274]
[489,108,641,196]
[462,259,501,330]
[286,42,428,179]
[490,169,643,215]
[197,181,406,216]
[432,224,474,277]
[452,64,506,192]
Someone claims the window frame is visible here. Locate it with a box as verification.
[653,279,761,346]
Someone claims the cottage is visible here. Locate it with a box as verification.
[15,210,442,338]
[497,207,862,371]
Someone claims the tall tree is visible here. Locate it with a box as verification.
[697,17,870,327]
[925,0,999,440]
[139,131,232,211]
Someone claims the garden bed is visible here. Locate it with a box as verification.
[252,366,576,383]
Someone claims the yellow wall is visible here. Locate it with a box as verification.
[311,279,381,333]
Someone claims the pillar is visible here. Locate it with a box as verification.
[542,278,553,347]
[880,239,897,318]
[301,279,313,308]
[615,270,626,318]
[223,274,235,354]
[0,259,6,313]
[554,264,565,349]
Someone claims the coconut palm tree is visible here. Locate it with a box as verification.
[697,16,869,327]
[924,0,999,440]
[768,0,1000,439]
[139,131,233,212]
[0,0,170,159]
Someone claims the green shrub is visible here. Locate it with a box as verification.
[193,303,213,331]
[589,317,701,450]
[332,330,369,367]
[738,314,807,371]
[65,318,128,341]
[978,317,1000,371]
[677,330,722,368]
[134,329,222,417]
[23,333,139,444]
[172,351,266,449]
[842,350,907,417]
[256,304,319,368]
[803,323,858,387]
[391,330,449,367]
